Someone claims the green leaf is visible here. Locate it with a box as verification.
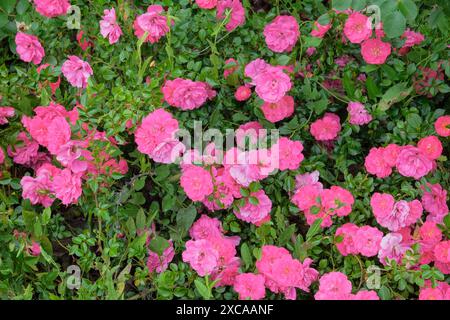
[194,279,211,300]
[0,12,8,29]
[16,0,30,15]
[176,205,197,235]
[239,187,250,197]
[397,0,418,23]
[279,224,296,246]
[41,207,51,226]
[383,11,406,38]
[332,0,352,11]
[149,236,169,256]
[0,0,16,13]
[306,218,323,240]
[352,0,367,11]
[126,217,136,237]
[377,83,412,111]
[136,208,146,230]
[248,196,259,205]
[240,243,252,269]
[406,113,422,130]
[444,214,450,229]
[366,76,381,100]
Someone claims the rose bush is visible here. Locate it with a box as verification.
[0,0,449,300]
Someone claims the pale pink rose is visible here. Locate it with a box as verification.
[310,113,341,141]
[260,95,294,123]
[133,5,170,43]
[396,146,434,180]
[244,58,270,83]
[216,0,246,31]
[150,139,185,164]
[100,8,123,44]
[254,66,292,103]
[295,171,323,191]
[311,21,331,38]
[7,132,39,166]
[61,56,93,88]
[52,169,82,205]
[56,140,88,173]
[343,12,372,44]
[263,15,299,53]
[234,121,265,149]
[195,0,217,9]
[347,101,372,125]
[0,107,15,125]
[15,33,45,65]
[378,233,411,265]
[417,136,443,160]
[33,0,70,18]
[361,38,392,65]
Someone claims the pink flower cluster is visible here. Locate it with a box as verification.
[370,192,423,232]
[162,78,216,110]
[135,108,184,164]
[263,15,300,53]
[292,177,354,228]
[421,183,448,224]
[183,215,240,286]
[314,272,379,300]
[133,5,170,43]
[335,223,383,257]
[233,273,266,300]
[365,136,442,179]
[256,245,319,300]
[14,102,127,206]
[435,115,450,137]
[310,112,341,141]
[260,95,294,123]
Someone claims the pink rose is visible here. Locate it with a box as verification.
[263,15,299,52]
[61,55,93,88]
[361,38,392,65]
[15,33,45,65]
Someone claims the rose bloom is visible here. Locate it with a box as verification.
[311,21,331,38]
[0,107,15,125]
[263,15,299,53]
[260,95,294,123]
[354,226,383,257]
[216,0,246,31]
[347,102,372,125]
[254,66,292,103]
[421,183,449,224]
[361,38,392,65]
[162,78,216,110]
[343,12,372,44]
[182,239,219,277]
[314,272,352,300]
[417,136,443,160]
[180,165,214,201]
[401,29,425,48]
[234,190,272,225]
[272,137,304,171]
[396,146,434,180]
[61,56,93,88]
[233,273,266,300]
[235,85,252,101]
[100,8,123,44]
[335,223,359,256]
[33,0,70,18]
[224,58,238,78]
[378,233,411,266]
[310,113,341,141]
[364,147,392,178]
[52,169,82,205]
[195,0,217,9]
[147,240,175,273]
[133,5,170,43]
[15,33,45,65]
[434,115,450,137]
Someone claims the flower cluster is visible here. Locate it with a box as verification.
[315,272,379,300]
[335,223,383,257]
[162,78,217,110]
